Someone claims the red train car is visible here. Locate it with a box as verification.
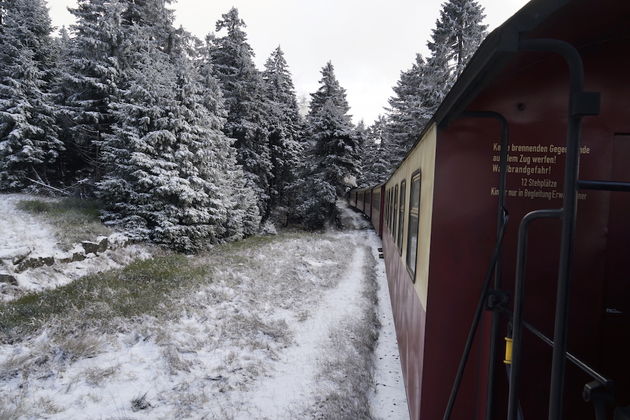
[351,0,630,418]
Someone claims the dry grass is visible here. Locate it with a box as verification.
[0,253,209,343]
[55,334,104,362]
[83,365,119,387]
[16,197,111,250]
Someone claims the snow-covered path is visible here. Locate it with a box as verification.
[368,233,410,419]
[245,242,369,419]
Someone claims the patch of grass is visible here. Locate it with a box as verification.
[213,233,283,254]
[0,254,210,343]
[16,197,110,250]
[16,197,101,219]
[55,335,104,362]
[83,365,119,386]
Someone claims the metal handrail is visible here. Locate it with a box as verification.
[508,37,600,420]
[442,111,510,420]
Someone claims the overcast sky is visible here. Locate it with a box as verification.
[47,0,529,124]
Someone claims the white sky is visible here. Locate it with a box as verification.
[47,0,529,124]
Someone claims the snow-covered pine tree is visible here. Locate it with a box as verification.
[262,46,304,216]
[169,29,260,244]
[355,119,367,149]
[428,0,487,84]
[308,61,351,120]
[97,38,179,242]
[378,1,486,174]
[59,0,126,186]
[195,45,261,238]
[97,5,259,251]
[297,62,361,228]
[359,115,391,187]
[207,8,272,221]
[383,54,438,167]
[0,0,63,191]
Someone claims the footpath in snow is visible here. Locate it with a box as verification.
[0,200,407,419]
[339,201,409,419]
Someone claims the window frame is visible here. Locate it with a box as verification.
[387,189,392,231]
[390,188,395,231]
[383,188,389,230]
[406,170,422,283]
[398,179,406,254]
[393,185,399,240]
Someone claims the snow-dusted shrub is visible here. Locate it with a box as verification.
[260,220,278,236]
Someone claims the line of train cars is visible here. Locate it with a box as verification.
[349,1,629,419]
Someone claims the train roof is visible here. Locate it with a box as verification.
[433,0,569,126]
[391,0,622,177]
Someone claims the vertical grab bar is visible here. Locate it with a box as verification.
[511,38,600,420]
[460,111,510,420]
[507,209,562,420]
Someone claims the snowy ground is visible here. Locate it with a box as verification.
[0,200,407,419]
[0,194,151,301]
[0,194,60,258]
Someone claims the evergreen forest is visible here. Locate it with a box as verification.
[0,0,487,250]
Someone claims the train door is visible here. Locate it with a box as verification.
[601,134,630,406]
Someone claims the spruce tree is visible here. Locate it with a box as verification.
[262,46,304,216]
[60,0,126,185]
[379,0,487,173]
[297,62,360,228]
[196,49,261,239]
[0,0,63,190]
[384,54,437,165]
[97,8,259,250]
[428,0,487,84]
[97,38,180,243]
[359,115,391,187]
[207,7,272,220]
[308,61,350,119]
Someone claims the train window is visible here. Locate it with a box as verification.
[390,188,395,230]
[383,190,389,223]
[386,189,390,230]
[393,185,398,240]
[406,171,421,281]
[398,180,406,253]
[374,190,381,210]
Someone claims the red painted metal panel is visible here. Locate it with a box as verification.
[371,187,381,233]
[423,30,630,420]
[379,185,385,237]
[382,223,426,420]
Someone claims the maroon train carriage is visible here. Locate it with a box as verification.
[350,0,630,419]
